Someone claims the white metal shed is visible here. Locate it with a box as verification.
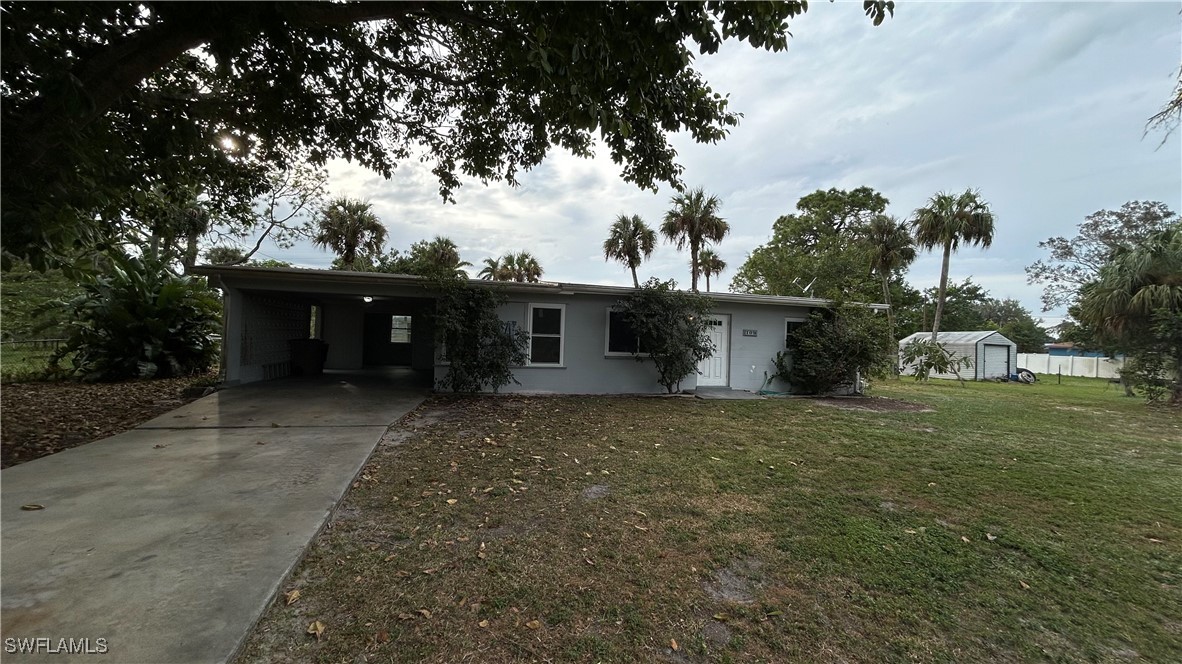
[898,331,1019,381]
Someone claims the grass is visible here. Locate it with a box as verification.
[239,376,1181,663]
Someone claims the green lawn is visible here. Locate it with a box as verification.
[240,377,1181,663]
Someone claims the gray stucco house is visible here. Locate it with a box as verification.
[193,265,888,394]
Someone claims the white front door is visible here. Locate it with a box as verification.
[697,315,730,387]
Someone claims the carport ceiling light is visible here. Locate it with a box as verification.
[362,296,373,303]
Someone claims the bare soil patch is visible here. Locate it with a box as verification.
[1,375,212,468]
[808,395,934,412]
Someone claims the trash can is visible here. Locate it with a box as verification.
[289,338,329,376]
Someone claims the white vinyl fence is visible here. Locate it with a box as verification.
[1017,353,1124,379]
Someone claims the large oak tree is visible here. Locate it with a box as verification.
[1,1,894,269]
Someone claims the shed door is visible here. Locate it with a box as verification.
[982,344,1010,379]
[697,315,730,387]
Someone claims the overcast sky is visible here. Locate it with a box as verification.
[256,1,1181,326]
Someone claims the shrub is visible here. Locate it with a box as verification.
[434,280,528,393]
[1119,308,1182,405]
[776,304,891,394]
[53,253,220,381]
[615,278,714,393]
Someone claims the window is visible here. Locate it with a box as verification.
[390,315,412,343]
[785,317,806,347]
[528,304,564,365]
[605,310,650,356]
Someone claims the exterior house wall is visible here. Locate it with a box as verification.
[431,294,815,394]
[322,300,364,370]
[712,302,813,392]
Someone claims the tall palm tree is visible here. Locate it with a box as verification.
[313,197,386,270]
[603,214,657,288]
[1079,224,1181,402]
[499,251,544,282]
[865,214,917,343]
[698,248,727,292]
[911,189,995,340]
[477,256,502,280]
[660,188,728,291]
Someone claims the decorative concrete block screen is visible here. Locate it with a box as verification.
[240,294,311,379]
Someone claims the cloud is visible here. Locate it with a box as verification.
[238,2,1181,323]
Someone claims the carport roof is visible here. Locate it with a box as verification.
[192,264,889,311]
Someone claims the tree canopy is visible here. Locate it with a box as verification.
[1,1,894,270]
[1026,201,1178,312]
[730,187,890,301]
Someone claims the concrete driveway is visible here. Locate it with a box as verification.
[1,371,425,663]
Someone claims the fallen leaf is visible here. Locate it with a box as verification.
[712,613,729,621]
[374,629,390,644]
[478,619,490,628]
[670,638,679,651]
[284,589,301,606]
[765,610,783,617]
[1019,580,1030,590]
[961,536,971,543]
[397,612,413,620]
[446,499,458,505]
[270,422,280,428]
[525,620,541,630]
[585,558,595,566]
[418,609,432,619]
[20,504,44,511]
[153,444,167,449]
[477,551,487,560]
[986,533,997,541]
[904,529,917,534]
[306,620,326,641]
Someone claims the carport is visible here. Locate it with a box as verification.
[195,266,439,386]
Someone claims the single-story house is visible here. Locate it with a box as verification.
[193,265,888,394]
[898,330,1018,381]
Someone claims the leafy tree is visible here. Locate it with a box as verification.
[698,249,727,292]
[1026,201,1178,312]
[911,189,996,341]
[614,278,714,393]
[0,262,80,340]
[51,253,220,382]
[731,187,889,301]
[603,214,657,288]
[998,318,1052,354]
[864,214,916,343]
[205,161,327,266]
[313,198,387,270]
[661,188,728,292]
[1145,64,1181,146]
[775,304,891,394]
[433,279,528,393]
[204,246,246,266]
[1,2,894,270]
[1078,223,1181,403]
